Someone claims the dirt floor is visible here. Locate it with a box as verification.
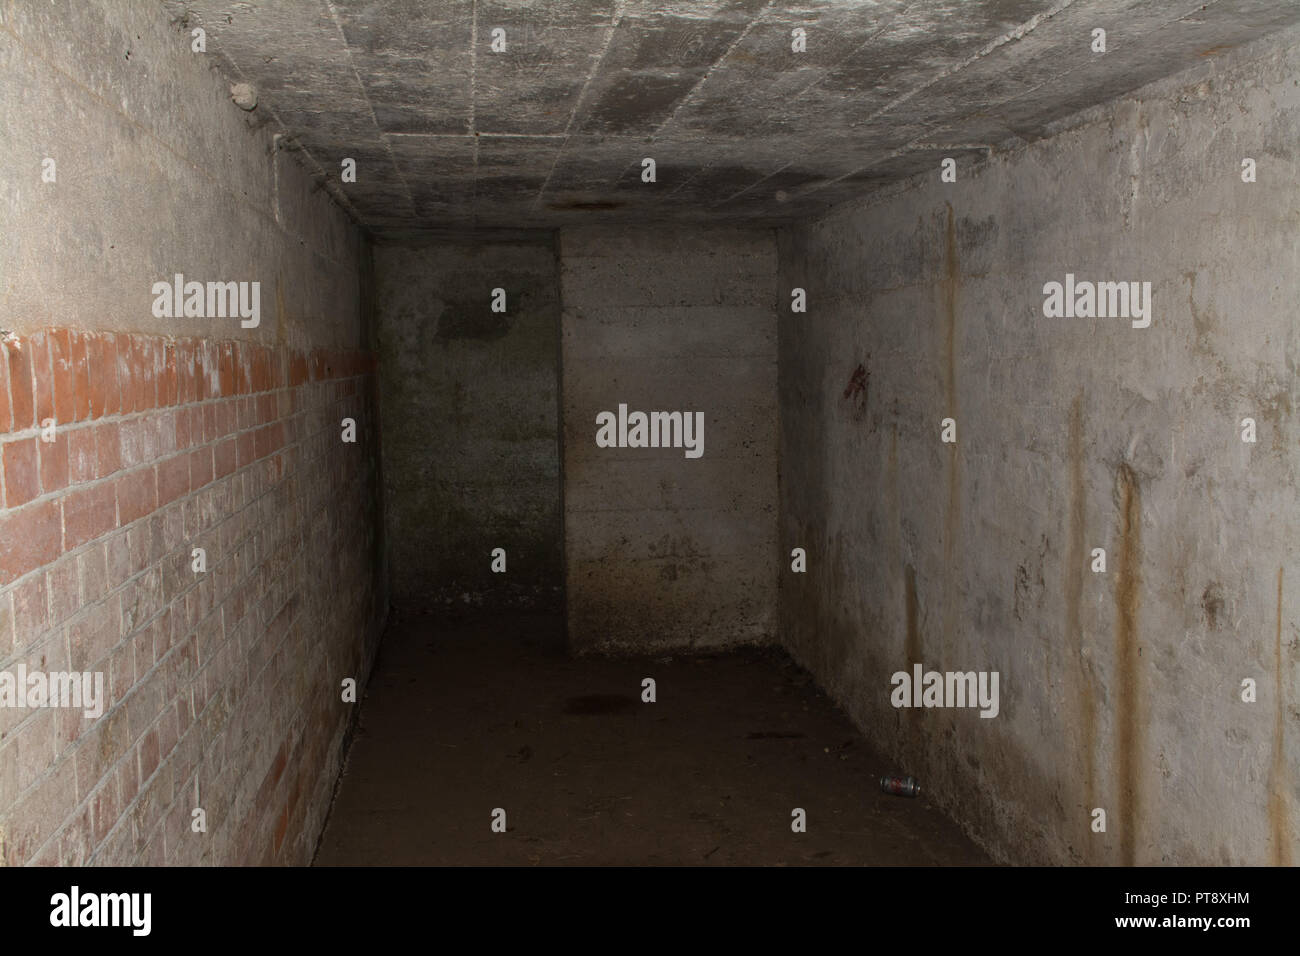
[313,609,990,866]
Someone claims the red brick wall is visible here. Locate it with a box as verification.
[0,329,385,865]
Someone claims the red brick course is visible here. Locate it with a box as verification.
[0,328,385,866]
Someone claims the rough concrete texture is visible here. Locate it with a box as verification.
[375,241,562,610]
[561,226,779,652]
[0,0,361,345]
[315,609,988,865]
[161,1,1300,233]
[776,27,1300,865]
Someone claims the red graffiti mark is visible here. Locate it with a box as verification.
[843,363,868,400]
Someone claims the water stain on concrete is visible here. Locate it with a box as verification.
[1201,582,1225,630]
[1065,394,1096,859]
[904,563,921,669]
[275,276,287,344]
[941,203,961,670]
[1114,462,1143,866]
[1268,566,1292,865]
[943,203,958,408]
[435,297,513,341]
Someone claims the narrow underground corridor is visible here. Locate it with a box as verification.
[1,0,1296,880]
[314,610,986,866]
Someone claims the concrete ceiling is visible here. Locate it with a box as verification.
[163,0,1300,236]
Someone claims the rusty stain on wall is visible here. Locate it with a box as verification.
[1114,462,1143,865]
[1269,567,1292,865]
[942,203,961,671]
[1065,394,1097,860]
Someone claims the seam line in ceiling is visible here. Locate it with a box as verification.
[322,0,416,219]
[532,0,627,211]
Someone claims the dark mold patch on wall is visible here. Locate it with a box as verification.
[375,241,563,611]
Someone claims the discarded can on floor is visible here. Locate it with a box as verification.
[880,775,920,797]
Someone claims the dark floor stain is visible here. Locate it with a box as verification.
[563,694,637,715]
[746,731,806,739]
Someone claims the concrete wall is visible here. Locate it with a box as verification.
[560,226,779,652]
[374,241,562,611]
[0,2,359,346]
[776,29,1300,865]
[0,1,383,864]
